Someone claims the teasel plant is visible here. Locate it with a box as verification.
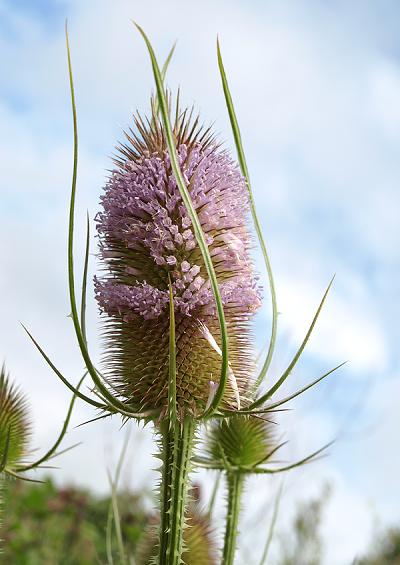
[22,20,345,565]
[0,364,81,549]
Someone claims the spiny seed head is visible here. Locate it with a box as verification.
[206,415,277,469]
[95,104,261,416]
[0,365,32,471]
[136,509,217,565]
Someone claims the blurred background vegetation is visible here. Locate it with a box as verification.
[1,477,147,564]
[1,478,399,564]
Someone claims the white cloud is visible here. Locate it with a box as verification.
[275,273,388,374]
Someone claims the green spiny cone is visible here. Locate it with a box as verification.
[206,415,277,469]
[0,365,32,472]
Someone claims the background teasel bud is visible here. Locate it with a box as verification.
[95,104,262,416]
[205,415,278,471]
[0,365,32,473]
[136,507,217,565]
[0,364,32,547]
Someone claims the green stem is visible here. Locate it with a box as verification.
[158,416,196,565]
[223,472,244,565]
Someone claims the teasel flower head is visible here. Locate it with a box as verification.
[95,104,262,417]
[0,365,32,474]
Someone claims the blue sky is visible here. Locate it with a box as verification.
[1,1,399,563]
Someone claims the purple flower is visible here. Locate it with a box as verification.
[95,111,261,415]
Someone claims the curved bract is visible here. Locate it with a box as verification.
[0,364,82,484]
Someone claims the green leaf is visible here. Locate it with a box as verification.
[80,212,90,345]
[264,361,346,411]
[152,42,177,119]
[65,22,139,414]
[134,22,229,417]
[168,276,177,429]
[253,441,334,474]
[22,323,104,409]
[16,376,85,472]
[217,39,278,391]
[249,277,335,410]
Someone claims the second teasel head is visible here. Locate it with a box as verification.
[95,103,262,417]
[205,414,278,471]
[0,365,32,473]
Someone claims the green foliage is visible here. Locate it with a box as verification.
[0,477,148,564]
[356,528,400,564]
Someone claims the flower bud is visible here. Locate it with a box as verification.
[206,415,277,470]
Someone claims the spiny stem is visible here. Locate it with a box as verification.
[223,472,244,565]
[159,416,196,565]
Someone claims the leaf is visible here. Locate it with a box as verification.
[134,22,229,417]
[16,376,85,472]
[249,277,335,410]
[217,39,278,391]
[81,212,90,345]
[253,441,334,474]
[22,323,104,409]
[152,42,177,118]
[65,22,135,413]
[265,362,346,411]
[167,276,177,429]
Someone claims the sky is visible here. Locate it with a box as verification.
[0,0,399,563]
